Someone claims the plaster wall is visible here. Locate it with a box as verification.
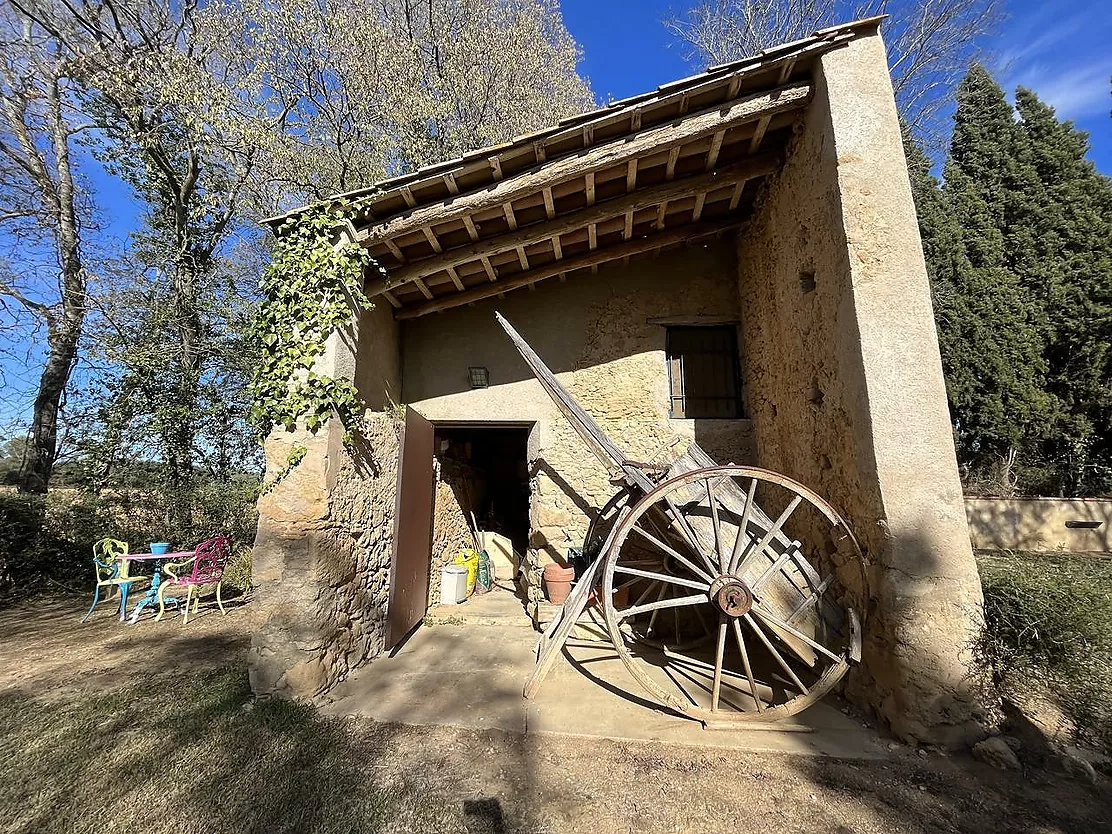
[965,497,1112,553]
[403,242,755,610]
[737,30,985,745]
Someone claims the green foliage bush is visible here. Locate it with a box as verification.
[0,479,259,602]
[977,552,1112,750]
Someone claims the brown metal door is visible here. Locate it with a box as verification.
[386,406,435,648]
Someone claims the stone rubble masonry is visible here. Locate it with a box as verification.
[249,304,402,700]
[738,27,985,747]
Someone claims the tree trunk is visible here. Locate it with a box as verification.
[17,74,86,494]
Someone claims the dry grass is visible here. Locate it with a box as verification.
[976,551,1112,751]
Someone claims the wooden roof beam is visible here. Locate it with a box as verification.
[357,81,812,244]
[395,219,742,319]
[366,153,779,295]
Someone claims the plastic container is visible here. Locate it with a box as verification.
[149,542,171,555]
[453,549,479,596]
[543,563,575,604]
[440,565,469,605]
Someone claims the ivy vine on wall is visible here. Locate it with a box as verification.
[249,201,384,447]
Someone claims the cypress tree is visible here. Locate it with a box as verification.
[1013,89,1112,494]
[940,66,1055,477]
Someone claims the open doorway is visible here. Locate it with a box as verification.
[430,424,531,604]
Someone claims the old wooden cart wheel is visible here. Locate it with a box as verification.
[600,465,864,724]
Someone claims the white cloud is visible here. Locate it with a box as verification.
[1010,60,1112,120]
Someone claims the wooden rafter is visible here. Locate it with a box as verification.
[705,130,725,171]
[366,153,778,295]
[395,219,741,319]
[749,115,772,154]
[356,82,812,244]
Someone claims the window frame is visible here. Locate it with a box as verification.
[665,325,744,420]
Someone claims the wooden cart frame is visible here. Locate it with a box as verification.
[498,313,864,725]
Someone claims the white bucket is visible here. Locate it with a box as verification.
[440,565,470,605]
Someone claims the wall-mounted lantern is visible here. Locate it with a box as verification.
[468,366,490,389]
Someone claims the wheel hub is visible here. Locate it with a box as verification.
[709,576,753,617]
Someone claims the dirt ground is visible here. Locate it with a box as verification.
[1,596,1110,834]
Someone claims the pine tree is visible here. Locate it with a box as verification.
[939,66,1055,477]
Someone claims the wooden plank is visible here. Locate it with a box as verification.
[749,115,772,154]
[445,266,464,292]
[421,227,443,253]
[524,509,629,699]
[496,313,656,489]
[665,146,681,180]
[368,155,777,294]
[357,82,812,243]
[385,407,435,648]
[705,130,725,171]
[691,192,706,222]
[392,219,739,321]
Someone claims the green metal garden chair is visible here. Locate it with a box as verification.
[82,538,149,623]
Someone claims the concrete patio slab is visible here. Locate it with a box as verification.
[323,590,884,758]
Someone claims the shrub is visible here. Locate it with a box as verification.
[976,551,1112,751]
[0,477,260,603]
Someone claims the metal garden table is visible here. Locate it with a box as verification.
[120,551,194,624]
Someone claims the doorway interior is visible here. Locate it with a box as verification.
[434,423,531,566]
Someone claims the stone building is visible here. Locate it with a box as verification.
[248,18,986,746]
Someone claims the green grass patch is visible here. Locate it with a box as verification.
[976,551,1112,751]
[0,666,448,833]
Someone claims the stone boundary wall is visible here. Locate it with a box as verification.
[965,497,1112,553]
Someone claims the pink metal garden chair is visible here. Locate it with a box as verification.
[154,535,232,624]
[83,537,149,622]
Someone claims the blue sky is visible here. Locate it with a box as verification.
[563,0,1112,173]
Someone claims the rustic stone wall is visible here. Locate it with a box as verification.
[403,242,756,614]
[737,28,985,746]
[249,302,402,699]
[428,459,479,607]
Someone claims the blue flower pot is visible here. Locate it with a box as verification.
[150,542,171,555]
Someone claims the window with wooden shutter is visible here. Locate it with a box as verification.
[666,326,742,419]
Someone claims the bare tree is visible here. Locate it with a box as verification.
[210,0,595,212]
[0,3,89,492]
[667,0,1004,143]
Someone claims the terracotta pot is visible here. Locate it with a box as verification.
[588,583,630,609]
[543,563,575,604]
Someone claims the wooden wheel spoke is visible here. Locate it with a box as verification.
[750,605,844,665]
[706,479,727,574]
[630,524,716,585]
[663,495,720,577]
[618,592,710,621]
[711,618,728,711]
[735,494,802,578]
[646,582,669,633]
[730,618,764,712]
[613,564,710,592]
[743,612,809,694]
[631,579,661,609]
[727,477,758,574]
